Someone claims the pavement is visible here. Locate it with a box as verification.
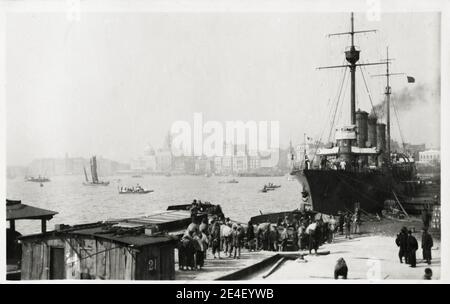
[175,249,277,281]
[256,233,441,281]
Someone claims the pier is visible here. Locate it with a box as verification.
[175,250,279,281]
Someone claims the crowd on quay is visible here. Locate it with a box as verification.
[177,200,365,271]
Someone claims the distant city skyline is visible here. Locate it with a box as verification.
[6,12,440,166]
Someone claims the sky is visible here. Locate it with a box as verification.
[6,11,441,165]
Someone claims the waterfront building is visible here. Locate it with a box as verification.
[419,149,440,165]
[232,155,248,173]
[194,157,214,175]
[155,149,172,172]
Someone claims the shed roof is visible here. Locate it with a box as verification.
[6,199,58,221]
[107,210,191,226]
[67,225,177,247]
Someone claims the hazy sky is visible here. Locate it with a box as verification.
[6,11,440,165]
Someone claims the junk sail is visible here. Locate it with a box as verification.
[83,156,110,186]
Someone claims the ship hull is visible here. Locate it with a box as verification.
[292,169,392,215]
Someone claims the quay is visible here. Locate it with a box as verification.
[175,250,280,281]
[6,199,441,281]
[256,234,441,280]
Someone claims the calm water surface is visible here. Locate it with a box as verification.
[7,175,302,235]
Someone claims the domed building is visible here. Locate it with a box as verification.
[144,144,156,156]
[130,144,157,172]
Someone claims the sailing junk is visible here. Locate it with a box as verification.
[291,13,416,215]
[83,156,110,186]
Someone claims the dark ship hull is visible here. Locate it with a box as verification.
[292,169,393,215]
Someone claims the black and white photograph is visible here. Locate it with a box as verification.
[1,0,448,284]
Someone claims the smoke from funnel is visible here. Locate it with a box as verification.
[369,83,437,119]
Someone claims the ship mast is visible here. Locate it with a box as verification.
[319,12,383,126]
[372,47,406,165]
[385,48,391,161]
[349,13,357,125]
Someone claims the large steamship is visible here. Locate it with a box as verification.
[291,13,416,215]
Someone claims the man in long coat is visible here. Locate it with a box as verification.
[395,227,408,264]
[406,230,419,268]
[421,228,434,265]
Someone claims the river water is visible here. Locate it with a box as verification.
[7,175,302,235]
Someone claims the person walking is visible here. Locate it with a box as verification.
[180,230,196,270]
[406,230,419,268]
[211,222,221,259]
[221,223,232,256]
[338,211,344,235]
[230,225,242,259]
[421,207,432,230]
[395,227,408,264]
[306,221,318,254]
[190,200,199,223]
[421,228,434,265]
[200,231,209,262]
[246,221,256,251]
[344,213,352,239]
[353,208,361,234]
[328,215,336,243]
[268,225,279,252]
[193,232,204,270]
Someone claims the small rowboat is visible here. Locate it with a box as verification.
[265,184,281,189]
[219,179,239,184]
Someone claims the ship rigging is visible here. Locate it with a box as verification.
[291,12,416,215]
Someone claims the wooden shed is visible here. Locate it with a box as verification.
[6,199,57,280]
[19,222,178,280]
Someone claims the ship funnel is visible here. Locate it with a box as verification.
[368,115,378,165]
[355,110,368,148]
[367,115,377,147]
[376,123,386,166]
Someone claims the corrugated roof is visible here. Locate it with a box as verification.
[18,210,189,247]
[19,223,178,247]
[6,199,58,221]
[107,210,191,230]
[68,226,176,247]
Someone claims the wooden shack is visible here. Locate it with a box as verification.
[6,199,57,280]
[19,210,193,280]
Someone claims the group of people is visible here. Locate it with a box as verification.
[178,216,246,271]
[259,213,333,254]
[395,226,434,268]
[178,204,368,271]
[336,208,362,239]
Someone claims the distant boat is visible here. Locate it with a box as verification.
[25,176,50,183]
[165,172,172,177]
[219,179,239,184]
[82,156,110,186]
[131,175,143,178]
[118,185,153,194]
[265,183,281,189]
